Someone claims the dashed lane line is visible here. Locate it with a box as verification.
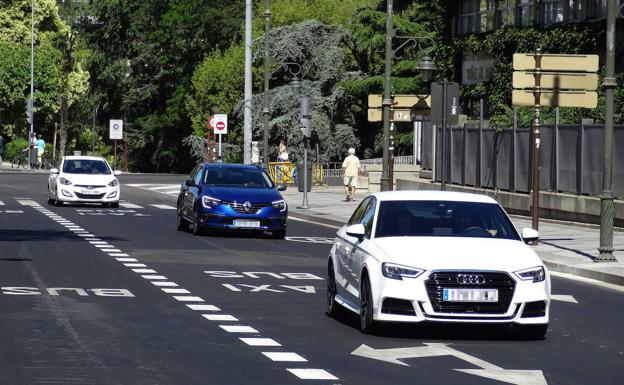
[16,198,341,382]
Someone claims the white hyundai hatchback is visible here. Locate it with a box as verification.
[47,156,121,207]
[326,191,551,339]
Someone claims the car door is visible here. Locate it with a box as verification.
[180,166,201,219]
[337,197,373,302]
[349,197,377,305]
[50,158,64,197]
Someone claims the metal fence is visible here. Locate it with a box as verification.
[421,122,624,196]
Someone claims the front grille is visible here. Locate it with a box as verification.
[424,271,516,314]
[381,298,416,316]
[75,193,106,199]
[75,185,106,188]
[224,201,271,214]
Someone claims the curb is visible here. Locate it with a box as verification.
[543,261,624,286]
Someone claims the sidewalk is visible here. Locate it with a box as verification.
[282,186,624,287]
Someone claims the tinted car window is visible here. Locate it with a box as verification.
[360,198,377,237]
[347,198,371,226]
[204,167,273,188]
[63,159,111,175]
[375,200,520,240]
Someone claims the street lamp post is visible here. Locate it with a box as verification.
[380,0,394,192]
[92,105,97,154]
[29,0,35,169]
[597,0,618,262]
[262,0,271,169]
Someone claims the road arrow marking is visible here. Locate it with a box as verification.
[551,294,578,303]
[352,343,547,384]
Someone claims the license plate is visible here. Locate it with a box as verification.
[233,219,260,228]
[80,190,100,195]
[443,288,498,302]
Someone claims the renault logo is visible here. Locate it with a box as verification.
[243,201,252,212]
[456,274,486,285]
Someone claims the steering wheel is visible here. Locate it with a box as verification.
[460,226,487,236]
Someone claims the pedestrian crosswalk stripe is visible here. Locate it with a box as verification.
[287,369,338,380]
[240,338,281,347]
[119,202,143,209]
[551,294,578,303]
[150,204,176,210]
[0,201,4,206]
[126,184,180,197]
[263,352,307,362]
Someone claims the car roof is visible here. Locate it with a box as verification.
[62,156,108,161]
[202,163,262,170]
[371,190,498,204]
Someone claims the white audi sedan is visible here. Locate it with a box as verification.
[47,156,121,207]
[326,191,551,339]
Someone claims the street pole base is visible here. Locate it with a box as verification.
[596,249,617,262]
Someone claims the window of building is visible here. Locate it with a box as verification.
[587,0,607,19]
[459,0,478,35]
[542,0,565,26]
[497,0,517,27]
[518,0,535,26]
[568,0,586,22]
[479,0,497,32]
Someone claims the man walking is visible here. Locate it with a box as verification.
[341,147,360,202]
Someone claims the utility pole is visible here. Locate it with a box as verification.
[243,0,253,164]
[262,0,271,169]
[531,48,542,244]
[92,106,97,154]
[381,0,393,192]
[597,0,617,261]
[29,0,35,168]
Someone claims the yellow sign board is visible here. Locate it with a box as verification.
[368,108,426,122]
[512,90,597,108]
[513,71,598,90]
[512,53,599,72]
[368,94,431,109]
[367,108,383,122]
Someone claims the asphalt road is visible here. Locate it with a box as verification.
[1,173,623,385]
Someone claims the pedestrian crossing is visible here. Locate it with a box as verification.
[0,197,175,212]
[126,183,180,197]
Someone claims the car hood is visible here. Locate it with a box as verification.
[60,173,116,185]
[371,236,543,272]
[202,186,282,203]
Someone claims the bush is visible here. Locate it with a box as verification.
[4,138,28,161]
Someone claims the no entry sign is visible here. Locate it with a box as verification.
[212,114,228,135]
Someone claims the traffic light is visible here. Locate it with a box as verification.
[25,97,33,125]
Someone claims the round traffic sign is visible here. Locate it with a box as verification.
[215,121,226,131]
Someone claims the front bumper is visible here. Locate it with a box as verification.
[57,185,120,203]
[372,270,550,325]
[197,205,287,232]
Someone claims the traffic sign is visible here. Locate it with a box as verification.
[368,94,431,109]
[368,95,383,108]
[513,71,598,90]
[512,90,597,108]
[109,119,123,140]
[212,114,227,135]
[513,53,599,72]
[431,82,460,126]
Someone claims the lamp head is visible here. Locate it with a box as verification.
[289,77,302,97]
[417,56,436,82]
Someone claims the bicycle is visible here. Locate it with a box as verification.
[11,149,31,169]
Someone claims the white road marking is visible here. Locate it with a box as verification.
[262,352,307,362]
[162,288,191,294]
[150,204,176,210]
[202,314,238,321]
[110,253,130,257]
[132,269,157,274]
[4,210,24,214]
[219,325,258,333]
[287,369,338,380]
[0,201,4,205]
[186,304,220,311]
[162,189,180,194]
[222,284,242,292]
[124,263,147,268]
[119,202,143,209]
[95,244,114,248]
[152,281,179,287]
[240,338,281,347]
[173,296,204,302]
[551,294,578,303]
[285,236,335,244]
[550,271,624,293]
[103,249,122,253]
[116,258,138,262]
[142,275,168,280]
[78,234,95,237]
[89,241,107,245]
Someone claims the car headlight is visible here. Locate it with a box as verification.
[381,263,425,280]
[514,266,546,283]
[59,177,72,185]
[108,179,119,187]
[272,199,286,212]
[202,195,221,209]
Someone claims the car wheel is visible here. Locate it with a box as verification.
[110,202,119,208]
[516,324,548,340]
[359,274,377,334]
[176,213,189,232]
[326,261,343,318]
[47,186,54,205]
[192,211,203,236]
[271,229,286,239]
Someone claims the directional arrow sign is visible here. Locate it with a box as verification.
[513,71,598,91]
[352,343,548,385]
[512,90,597,108]
[513,53,599,72]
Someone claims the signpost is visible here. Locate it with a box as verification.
[367,95,431,122]
[512,51,599,240]
[431,82,460,190]
[211,114,227,160]
[109,119,123,170]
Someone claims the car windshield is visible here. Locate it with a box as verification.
[62,159,111,175]
[375,200,520,240]
[203,167,273,188]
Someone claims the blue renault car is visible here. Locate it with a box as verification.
[176,163,288,238]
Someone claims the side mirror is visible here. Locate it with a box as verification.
[521,228,539,244]
[186,179,196,187]
[114,170,122,176]
[276,183,287,191]
[50,168,59,174]
[346,224,366,239]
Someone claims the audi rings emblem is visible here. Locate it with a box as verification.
[243,201,252,212]
[456,274,486,285]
